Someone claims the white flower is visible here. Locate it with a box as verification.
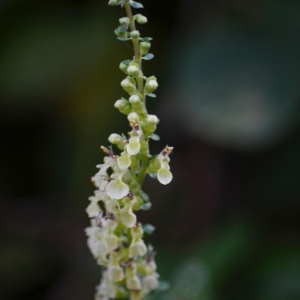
[142,275,159,292]
[105,199,120,214]
[129,238,147,257]
[93,156,116,190]
[156,147,173,185]
[106,171,129,199]
[89,240,106,259]
[96,271,118,299]
[107,264,125,283]
[104,234,119,251]
[117,150,131,170]
[120,206,136,228]
[126,276,142,290]
[157,167,172,185]
[126,135,141,155]
[144,261,157,274]
[86,196,100,218]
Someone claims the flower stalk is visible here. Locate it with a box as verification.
[85,1,173,299]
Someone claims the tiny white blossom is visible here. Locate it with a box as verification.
[86,196,101,218]
[142,275,159,293]
[96,271,118,299]
[120,206,136,228]
[104,234,119,251]
[107,264,125,283]
[129,238,147,257]
[126,135,141,155]
[157,167,173,185]
[117,150,131,170]
[106,170,129,199]
[126,276,142,290]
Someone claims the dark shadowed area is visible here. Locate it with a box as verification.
[1,0,300,299]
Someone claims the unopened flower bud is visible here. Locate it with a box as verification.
[130,30,140,39]
[108,0,121,6]
[121,77,136,95]
[127,112,140,123]
[115,29,128,39]
[147,114,159,125]
[145,76,158,94]
[129,94,141,104]
[140,41,151,55]
[143,114,159,137]
[119,60,129,74]
[114,98,132,115]
[119,17,129,25]
[135,14,148,24]
[129,95,146,115]
[108,133,122,144]
[127,61,141,77]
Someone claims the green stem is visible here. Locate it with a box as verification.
[124,2,144,94]
[138,153,148,186]
[124,1,149,188]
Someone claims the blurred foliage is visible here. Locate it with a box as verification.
[1,0,300,299]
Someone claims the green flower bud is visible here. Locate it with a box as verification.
[127,61,141,77]
[114,98,132,115]
[140,41,151,55]
[127,112,140,125]
[129,94,146,116]
[130,30,140,39]
[108,133,123,144]
[115,29,128,38]
[147,114,159,125]
[119,17,129,25]
[119,60,129,74]
[121,77,137,95]
[108,0,121,6]
[144,76,158,94]
[135,14,148,24]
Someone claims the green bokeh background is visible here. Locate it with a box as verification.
[1,0,300,299]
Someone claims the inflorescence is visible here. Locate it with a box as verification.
[85,1,173,299]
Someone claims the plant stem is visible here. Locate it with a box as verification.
[124,1,149,187]
[124,2,144,94]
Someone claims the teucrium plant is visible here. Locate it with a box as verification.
[85,1,173,299]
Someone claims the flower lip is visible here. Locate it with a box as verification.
[106,178,129,199]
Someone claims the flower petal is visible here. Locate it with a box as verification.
[106,179,129,199]
[157,167,173,185]
[120,207,136,228]
[126,140,140,155]
[117,152,131,170]
[86,201,100,218]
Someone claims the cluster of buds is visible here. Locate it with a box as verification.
[86,1,173,300]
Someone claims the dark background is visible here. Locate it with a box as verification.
[1,0,300,299]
